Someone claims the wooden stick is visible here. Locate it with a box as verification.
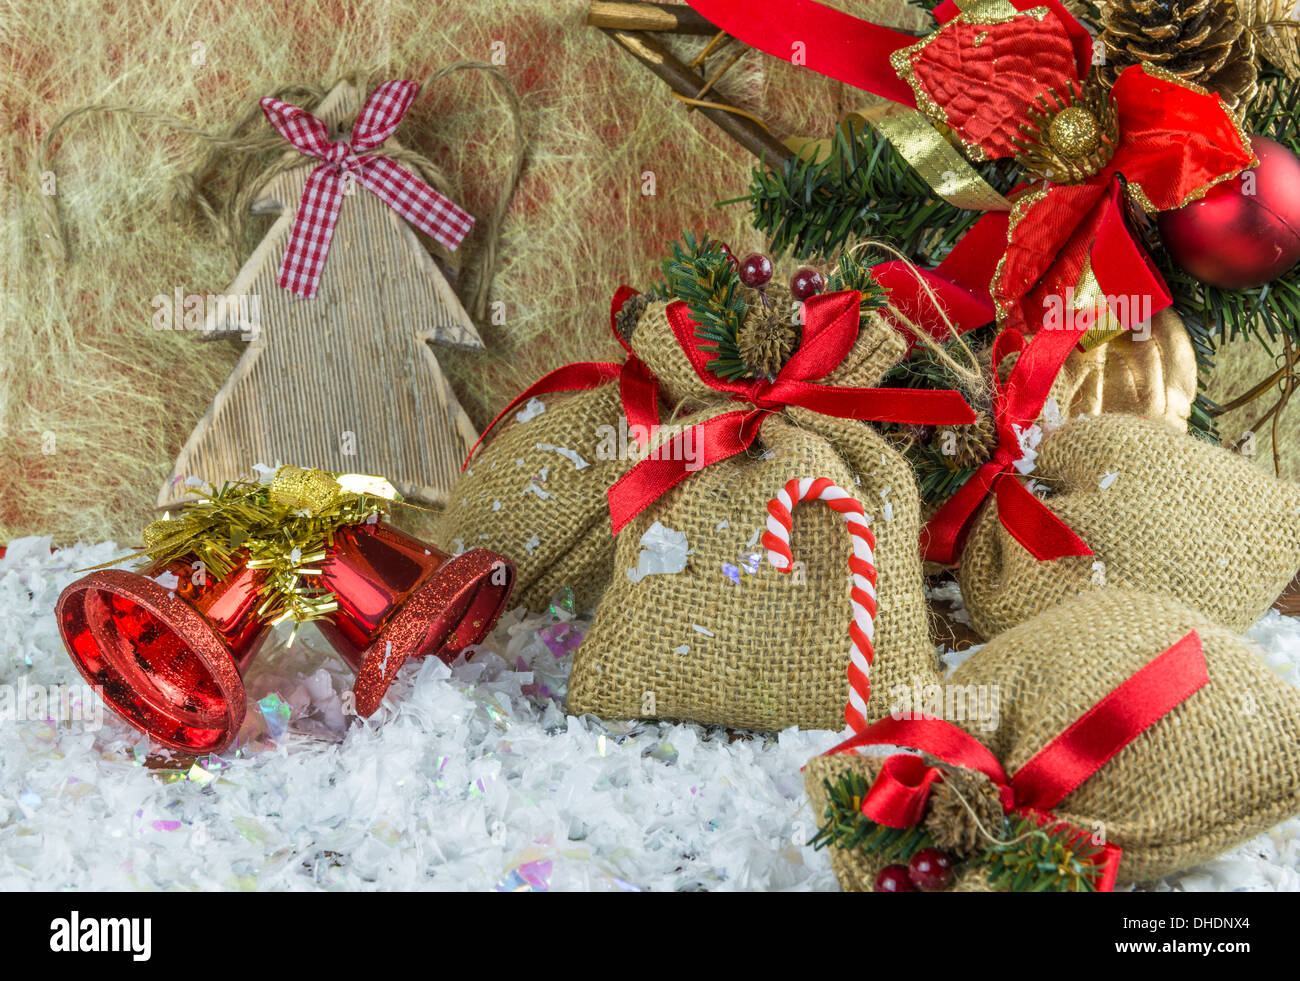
[599,28,794,165]
[689,29,731,69]
[588,1,718,34]
[686,47,744,113]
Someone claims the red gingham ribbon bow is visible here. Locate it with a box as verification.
[260,80,475,298]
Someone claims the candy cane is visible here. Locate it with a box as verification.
[761,477,876,734]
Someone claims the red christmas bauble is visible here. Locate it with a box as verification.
[1158,136,1300,291]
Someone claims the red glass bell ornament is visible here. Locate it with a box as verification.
[57,523,515,753]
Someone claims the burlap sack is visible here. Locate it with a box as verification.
[432,382,631,613]
[959,412,1300,639]
[805,589,1300,890]
[566,303,940,731]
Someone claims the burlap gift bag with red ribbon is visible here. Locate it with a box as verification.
[565,289,976,731]
[432,290,654,613]
[805,589,1300,891]
[920,325,1300,640]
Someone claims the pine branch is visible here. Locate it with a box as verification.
[743,122,1019,263]
[654,233,752,381]
[879,325,996,506]
[826,251,891,314]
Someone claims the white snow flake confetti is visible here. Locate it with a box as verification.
[522,484,552,501]
[3,540,1299,891]
[692,625,714,637]
[536,444,590,471]
[524,535,541,555]
[1099,471,1120,490]
[515,397,546,423]
[626,522,691,583]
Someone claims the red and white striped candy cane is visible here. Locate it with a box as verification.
[761,477,877,734]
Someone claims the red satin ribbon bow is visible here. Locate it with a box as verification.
[466,289,976,536]
[684,0,1255,339]
[822,629,1210,891]
[260,80,475,298]
[605,290,976,534]
[921,324,1093,565]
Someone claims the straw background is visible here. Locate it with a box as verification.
[0,0,1292,546]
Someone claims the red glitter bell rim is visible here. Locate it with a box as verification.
[56,564,264,754]
[327,546,517,717]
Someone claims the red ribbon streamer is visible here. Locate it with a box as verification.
[261,80,475,298]
[605,291,976,534]
[920,324,1094,565]
[821,629,1209,890]
[684,0,920,106]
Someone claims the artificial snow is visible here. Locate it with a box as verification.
[1,538,1298,891]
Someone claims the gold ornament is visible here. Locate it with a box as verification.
[1049,105,1101,157]
[1058,309,1199,431]
[270,465,343,514]
[1013,81,1119,183]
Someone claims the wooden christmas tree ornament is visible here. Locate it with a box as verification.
[158,79,482,512]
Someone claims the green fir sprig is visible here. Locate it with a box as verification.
[980,815,1109,893]
[826,252,892,315]
[653,233,752,381]
[812,772,1111,892]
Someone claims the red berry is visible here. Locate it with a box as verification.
[790,267,825,300]
[907,849,955,891]
[874,864,916,893]
[738,252,773,288]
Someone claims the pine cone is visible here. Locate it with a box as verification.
[923,765,1007,857]
[940,411,998,471]
[737,284,799,378]
[1100,0,1258,110]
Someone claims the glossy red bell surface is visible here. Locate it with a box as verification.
[56,522,516,752]
[57,558,268,754]
[314,522,515,716]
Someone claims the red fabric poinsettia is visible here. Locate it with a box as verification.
[894,4,1256,334]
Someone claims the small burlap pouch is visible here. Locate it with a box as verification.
[958,412,1300,639]
[432,383,630,614]
[805,589,1300,890]
[566,298,944,731]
